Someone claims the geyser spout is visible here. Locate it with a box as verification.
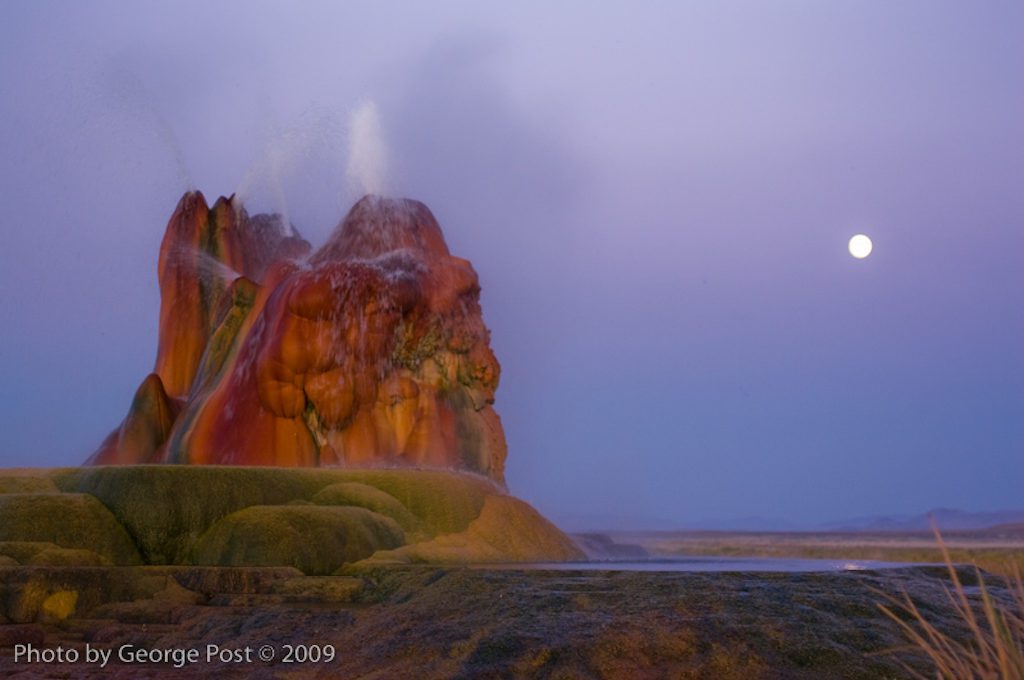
[312,194,451,264]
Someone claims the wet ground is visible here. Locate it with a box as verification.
[0,563,985,679]
[472,556,934,572]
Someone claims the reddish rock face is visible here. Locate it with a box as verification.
[89,193,508,483]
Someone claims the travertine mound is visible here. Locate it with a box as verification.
[90,192,507,481]
[0,493,141,565]
[0,467,584,573]
[192,505,405,575]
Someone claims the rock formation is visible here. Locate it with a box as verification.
[0,466,585,573]
[90,192,508,483]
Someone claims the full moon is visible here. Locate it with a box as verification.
[848,234,873,259]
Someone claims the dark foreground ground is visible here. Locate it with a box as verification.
[0,564,993,679]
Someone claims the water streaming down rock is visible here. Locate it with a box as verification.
[89,192,508,484]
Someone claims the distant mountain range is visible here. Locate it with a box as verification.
[557,508,1024,533]
[817,508,1024,533]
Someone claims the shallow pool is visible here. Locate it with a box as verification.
[476,556,930,572]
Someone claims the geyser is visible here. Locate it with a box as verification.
[90,191,508,483]
[346,100,390,196]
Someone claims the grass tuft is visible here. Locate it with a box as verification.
[877,526,1024,679]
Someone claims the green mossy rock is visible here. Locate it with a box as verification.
[193,505,405,575]
[52,466,325,563]
[312,482,424,535]
[328,470,492,536]
[29,547,112,567]
[0,542,58,564]
[51,466,495,562]
[38,590,78,623]
[0,542,111,567]
[0,494,141,565]
[364,495,585,565]
[0,474,58,494]
[3,467,577,568]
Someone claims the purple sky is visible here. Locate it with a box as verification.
[1,1,1021,528]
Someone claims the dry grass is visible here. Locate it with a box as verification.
[878,528,1024,679]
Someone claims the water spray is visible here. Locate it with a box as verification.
[346,99,390,197]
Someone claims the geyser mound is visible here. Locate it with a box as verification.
[91,191,507,483]
[1,192,580,575]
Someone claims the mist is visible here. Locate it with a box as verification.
[0,1,1021,529]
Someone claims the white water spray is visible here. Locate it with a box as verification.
[346,100,390,196]
[172,246,241,284]
[235,109,343,236]
[105,62,193,191]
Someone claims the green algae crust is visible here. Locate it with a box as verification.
[0,493,141,565]
[0,466,578,574]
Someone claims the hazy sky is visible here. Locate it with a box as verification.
[1,1,1021,528]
